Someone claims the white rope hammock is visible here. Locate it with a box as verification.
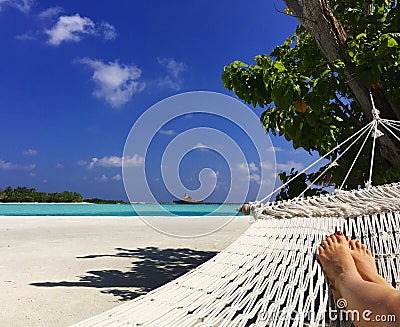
[241,182,400,219]
[73,95,400,327]
[73,204,400,327]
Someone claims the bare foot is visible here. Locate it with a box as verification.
[318,234,343,301]
[318,234,362,292]
[349,239,393,288]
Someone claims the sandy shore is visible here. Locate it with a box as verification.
[0,216,251,327]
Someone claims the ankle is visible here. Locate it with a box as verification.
[335,270,362,287]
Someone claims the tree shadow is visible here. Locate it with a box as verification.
[31,247,217,301]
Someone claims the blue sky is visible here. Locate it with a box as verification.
[0,0,317,202]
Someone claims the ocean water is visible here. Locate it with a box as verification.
[0,203,243,216]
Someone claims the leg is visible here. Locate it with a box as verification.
[318,234,400,326]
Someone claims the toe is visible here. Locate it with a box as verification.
[349,239,357,249]
[318,245,324,255]
[334,233,347,244]
[325,236,333,245]
[327,234,337,244]
[361,244,367,253]
[355,240,362,249]
[317,246,326,263]
[321,240,329,248]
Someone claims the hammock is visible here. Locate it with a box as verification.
[73,98,400,327]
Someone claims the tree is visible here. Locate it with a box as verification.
[0,187,84,203]
[222,0,400,198]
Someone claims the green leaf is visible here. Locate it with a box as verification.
[357,66,381,87]
[356,33,367,40]
[274,61,286,72]
[232,61,248,68]
[305,112,319,127]
[271,83,294,110]
[318,80,330,95]
[387,37,398,48]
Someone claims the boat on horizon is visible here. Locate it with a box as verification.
[173,194,204,204]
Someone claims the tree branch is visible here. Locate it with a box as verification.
[333,93,362,127]
[283,0,400,170]
[273,3,317,24]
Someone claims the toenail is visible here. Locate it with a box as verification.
[336,231,343,236]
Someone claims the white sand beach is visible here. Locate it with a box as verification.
[0,216,251,327]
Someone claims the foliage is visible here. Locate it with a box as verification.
[0,186,83,203]
[276,169,328,200]
[222,0,400,197]
[334,0,400,99]
[0,186,127,203]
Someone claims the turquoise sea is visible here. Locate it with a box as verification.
[0,203,242,216]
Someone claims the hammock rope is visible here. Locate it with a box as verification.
[73,204,400,326]
[73,93,400,326]
[257,122,374,204]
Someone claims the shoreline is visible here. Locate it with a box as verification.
[0,202,244,205]
[0,214,250,222]
[0,202,93,204]
[0,215,251,327]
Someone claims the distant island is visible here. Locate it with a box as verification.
[0,186,127,204]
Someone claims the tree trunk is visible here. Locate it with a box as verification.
[283,0,400,171]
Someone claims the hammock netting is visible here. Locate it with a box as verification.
[74,102,400,326]
[73,183,400,327]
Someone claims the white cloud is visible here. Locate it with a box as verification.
[261,161,274,170]
[249,162,259,172]
[45,14,95,45]
[76,58,145,108]
[99,174,122,182]
[158,129,176,136]
[45,14,117,46]
[250,173,261,183]
[38,6,64,19]
[101,21,117,40]
[158,57,187,78]
[0,0,33,13]
[88,155,144,169]
[22,149,38,156]
[157,76,180,90]
[277,160,304,171]
[16,32,38,41]
[56,163,64,169]
[0,160,35,171]
[112,174,122,181]
[29,172,36,177]
[266,146,283,153]
[237,162,259,173]
[236,162,262,184]
[157,57,187,90]
[77,160,87,166]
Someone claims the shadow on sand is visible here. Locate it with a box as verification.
[31,247,217,301]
